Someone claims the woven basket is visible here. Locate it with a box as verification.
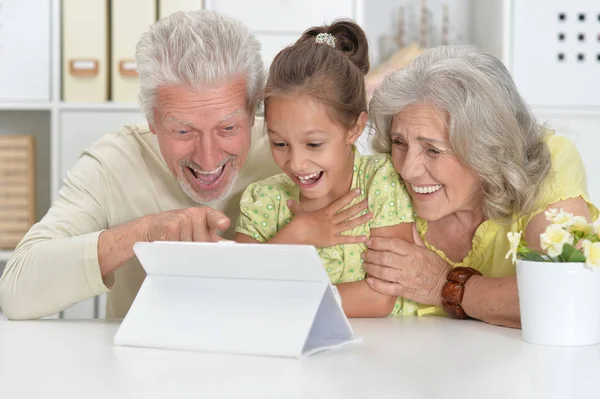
[0,135,35,250]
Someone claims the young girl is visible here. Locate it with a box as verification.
[235,20,415,317]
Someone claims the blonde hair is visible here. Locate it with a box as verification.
[370,45,551,221]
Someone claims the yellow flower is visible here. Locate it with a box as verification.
[540,224,574,257]
[505,231,522,264]
[568,216,593,236]
[583,240,600,268]
[544,208,574,226]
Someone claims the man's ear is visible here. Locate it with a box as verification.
[149,108,159,135]
[346,111,368,145]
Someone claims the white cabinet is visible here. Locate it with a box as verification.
[206,0,364,68]
[472,0,600,207]
[512,0,600,108]
[210,0,353,32]
[59,110,145,179]
[0,0,51,102]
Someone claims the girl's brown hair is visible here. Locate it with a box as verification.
[264,19,370,129]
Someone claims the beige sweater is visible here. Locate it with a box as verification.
[0,119,279,319]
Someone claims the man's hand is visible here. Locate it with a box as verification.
[98,206,230,279]
[272,189,372,247]
[141,207,230,242]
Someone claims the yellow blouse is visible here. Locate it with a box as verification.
[413,134,599,316]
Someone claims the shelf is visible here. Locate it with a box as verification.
[0,250,14,262]
[59,102,141,112]
[0,103,52,111]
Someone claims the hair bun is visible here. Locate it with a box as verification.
[328,20,369,75]
[299,19,369,75]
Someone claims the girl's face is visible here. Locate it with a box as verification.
[265,95,364,203]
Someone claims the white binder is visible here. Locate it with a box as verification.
[62,0,109,102]
[111,0,157,103]
[114,241,360,358]
[158,0,203,19]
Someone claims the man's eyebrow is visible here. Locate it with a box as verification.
[163,108,244,129]
[218,109,244,124]
[164,117,194,128]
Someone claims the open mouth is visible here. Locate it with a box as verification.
[294,171,324,188]
[411,183,444,194]
[187,164,226,186]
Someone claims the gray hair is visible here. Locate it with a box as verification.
[370,45,551,221]
[136,10,265,122]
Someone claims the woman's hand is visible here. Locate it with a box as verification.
[272,188,372,247]
[361,237,452,306]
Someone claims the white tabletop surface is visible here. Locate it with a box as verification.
[0,316,599,399]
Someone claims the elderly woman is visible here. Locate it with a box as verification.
[362,45,598,328]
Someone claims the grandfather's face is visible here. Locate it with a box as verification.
[150,78,253,204]
[389,103,483,221]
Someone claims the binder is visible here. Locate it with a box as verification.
[111,0,157,103]
[158,0,203,19]
[114,241,360,358]
[62,0,109,102]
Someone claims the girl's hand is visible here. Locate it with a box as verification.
[272,189,372,247]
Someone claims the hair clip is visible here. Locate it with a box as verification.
[315,33,336,48]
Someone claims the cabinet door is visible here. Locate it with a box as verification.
[0,0,50,101]
[59,111,145,179]
[257,34,297,67]
[512,0,600,107]
[210,0,353,32]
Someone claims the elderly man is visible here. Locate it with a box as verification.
[0,11,284,319]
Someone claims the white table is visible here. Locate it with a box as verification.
[0,317,598,399]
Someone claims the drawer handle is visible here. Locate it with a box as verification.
[69,59,99,77]
[118,59,138,77]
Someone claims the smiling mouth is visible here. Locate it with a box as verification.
[411,184,444,194]
[188,164,226,185]
[295,171,324,187]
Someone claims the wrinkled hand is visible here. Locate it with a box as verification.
[279,188,372,247]
[141,207,230,242]
[361,237,452,306]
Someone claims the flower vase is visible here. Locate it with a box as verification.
[516,260,600,346]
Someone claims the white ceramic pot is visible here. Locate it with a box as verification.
[516,260,600,346]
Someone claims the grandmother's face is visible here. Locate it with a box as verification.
[389,103,483,221]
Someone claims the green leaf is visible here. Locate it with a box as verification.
[559,243,586,263]
[519,251,548,262]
